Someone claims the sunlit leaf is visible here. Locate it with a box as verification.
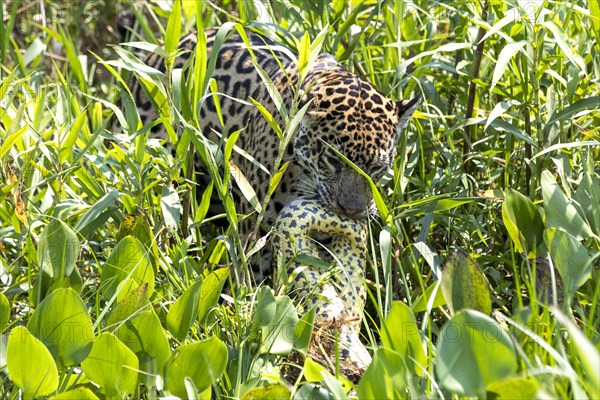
[27,288,94,368]
[81,332,139,397]
[165,336,228,397]
[7,326,59,399]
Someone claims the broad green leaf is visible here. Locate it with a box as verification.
[27,288,94,368]
[502,189,544,254]
[100,236,155,300]
[258,295,298,355]
[293,307,316,355]
[81,332,139,397]
[167,280,202,340]
[544,229,591,300]
[116,214,158,272]
[241,384,291,400]
[106,282,151,328]
[441,252,492,315]
[435,310,517,396]
[7,326,59,398]
[198,268,229,324]
[115,310,171,384]
[165,336,228,397]
[486,377,539,399]
[0,292,9,333]
[380,302,426,376]
[50,387,99,400]
[491,41,527,91]
[303,358,349,399]
[541,170,594,240]
[303,357,329,383]
[253,287,277,329]
[357,347,408,400]
[38,219,80,278]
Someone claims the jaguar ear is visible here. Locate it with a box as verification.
[396,96,421,131]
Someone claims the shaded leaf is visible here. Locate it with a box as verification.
[435,310,517,396]
[441,252,492,315]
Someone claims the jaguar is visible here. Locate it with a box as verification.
[124,26,420,376]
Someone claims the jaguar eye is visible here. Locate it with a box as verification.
[369,164,389,178]
[328,155,343,172]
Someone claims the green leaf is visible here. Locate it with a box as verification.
[541,97,600,139]
[60,111,87,163]
[198,268,229,324]
[74,190,120,238]
[0,125,27,159]
[50,387,100,400]
[574,171,600,235]
[27,288,94,368]
[553,307,600,395]
[115,310,171,384]
[491,41,527,91]
[38,219,80,278]
[357,347,408,400]
[486,377,539,399]
[380,302,426,376]
[106,282,151,328]
[167,280,202,340]
[293,307,315,355]
[164,0,182,69]
[541,21,587,72]
[541,170,595,240]
[0,292,9,333]
[7,326,59,399]
[435,310,517,396]
[441,252,492,315]
[411,281,446,313]
[241,384,291,400]
[258,295,298,355]
[303,358,349,399]
[502,189,544,254]
[100,236,155,300]
[253,287,277,329]
[81,332,139,398]
[161,185,182,230]
[165,336,228,397]
[544,229,592,300]
[116,214,158,272]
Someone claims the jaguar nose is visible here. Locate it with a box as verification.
[337,198,364,217]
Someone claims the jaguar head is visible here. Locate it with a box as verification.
[294,69,420,218]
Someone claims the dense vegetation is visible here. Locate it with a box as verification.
[1,0,599,398]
